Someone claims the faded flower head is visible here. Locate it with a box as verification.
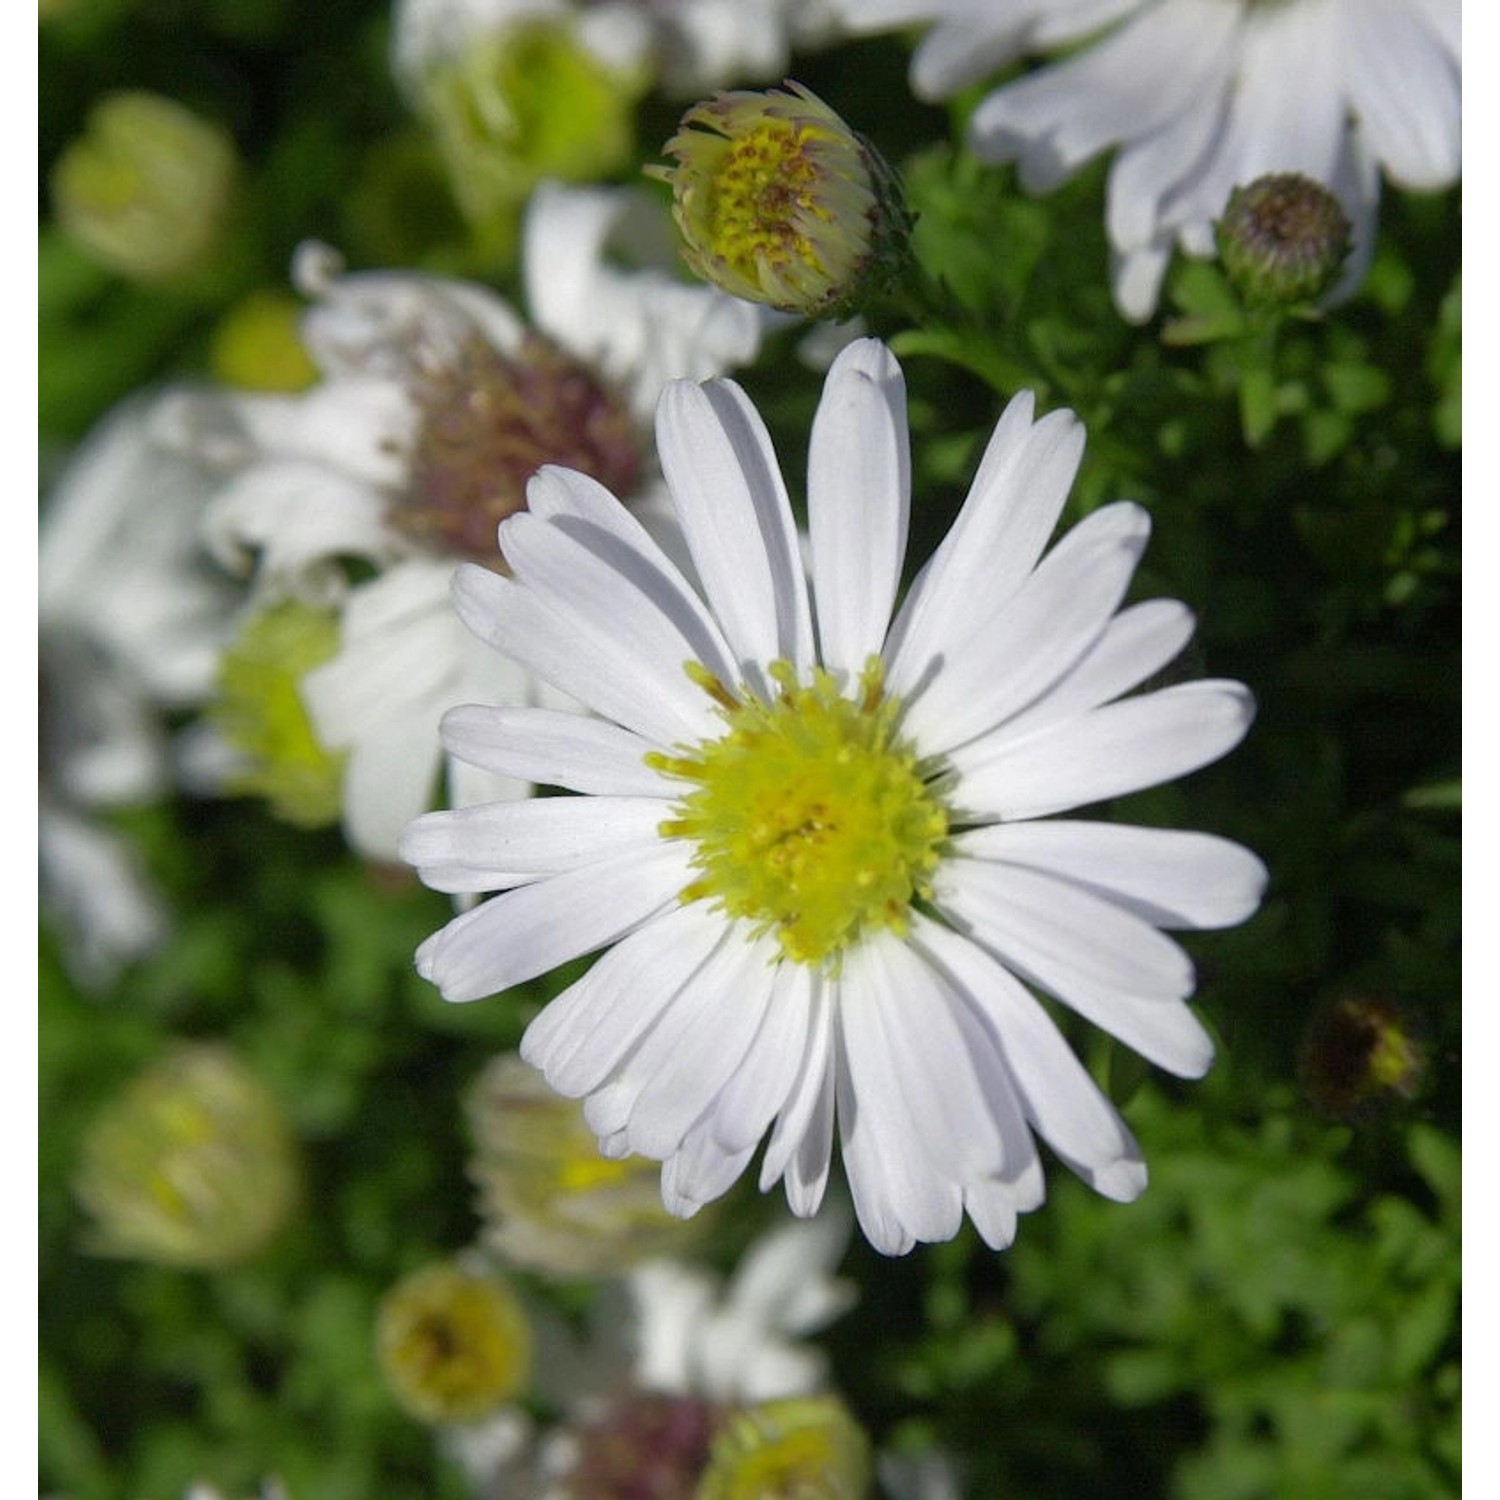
[74,1044,301,1269]
[467,1052,707,1279]
[376,1257,533,1425]
[565,1392,723,1500]
[1217,172,1353,309]
[1298,995,1428,1121]
[652,82,910,318]
[399,332,642,563]
[698,1394,873,1500]
[51,91,240,283]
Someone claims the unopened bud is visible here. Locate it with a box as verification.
[51,91,240,283]
[74,1044,300,1269]
[650,82,910,319]
[466,1053,705,1279]
[1216,173,1352,309]
[419,21,644,258]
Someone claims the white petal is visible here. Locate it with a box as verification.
[710,960,816,1154]
[760,978,835,1206]
[662,1118,758,1214]
[400,797,668,892]
[885,399,1085,694]
[502,505,741,706]
[615,932,780,1159]
[845,931,1012,1180]
[835,982,963,1253]
[807,339,911,675]
[339,711,443,862]
[450,564,716,748]
[934,861,1215,1077]
[911,917,1147,1199]
[522,899,729,1095]
[415,841,691,1002]
[655,377,812,681]
[439,704,668,796]
[203,459,399,590]
[522,464,738,681]
[950,679,1256,821]
[937,855,1196,1008]
[955,820,1268,930]
[899,502,1151,755]
[997,597,1196,737]
[1344,0,1460,190]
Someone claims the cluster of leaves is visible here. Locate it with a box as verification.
[40,6,1458,1500]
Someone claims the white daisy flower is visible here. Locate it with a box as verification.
[835,0,1460,320]
[401,337,1266,1255]
[161,181,769,861]
[392,0,839,101]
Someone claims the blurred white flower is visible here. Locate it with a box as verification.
[158,182,769,860]
[447,1209,855,1499]
[836,0,1460,320]
[392,0,839,100]
[39,396,238,987]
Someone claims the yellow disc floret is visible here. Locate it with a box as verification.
[651,658,949,970]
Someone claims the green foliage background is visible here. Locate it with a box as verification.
[40,4,1459,1497]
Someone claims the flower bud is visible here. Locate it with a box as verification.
[211,601,346,829]
[1215,172,1352,309]
[375,1258,533,1426]
[74,1044,300,1269]
[51,91,240,283]
[650,83,911,318]
[417,21,645,261]
[1297,995,1428,1121]
[466,1053,706,1279]
[698,1395,873,1500]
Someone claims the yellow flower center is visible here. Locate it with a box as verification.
[708,117,838,285]
[651,658,949,970]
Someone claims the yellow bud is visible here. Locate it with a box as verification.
[650,83,910,318]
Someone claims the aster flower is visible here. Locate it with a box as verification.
[401,338,1266,1254]
[392,0,839,102]
[161,181,769,860]
[40,394,239,986]
[835,0,1460,320]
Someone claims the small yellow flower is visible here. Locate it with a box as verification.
[74,1045,301,1269]
[375,1258,532,1426]
[650,83,910,318]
